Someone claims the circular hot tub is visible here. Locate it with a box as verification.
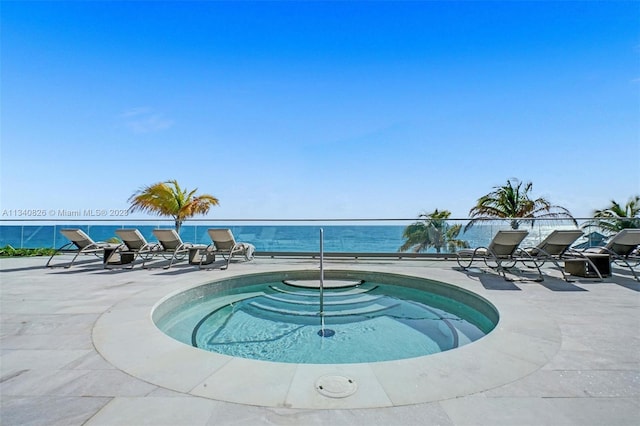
[153,270,499,364]
[93,267,560,409]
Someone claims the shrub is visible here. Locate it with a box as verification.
[0,245,57,257]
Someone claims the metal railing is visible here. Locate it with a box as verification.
[319,228,325,314]
[0,217,620,255]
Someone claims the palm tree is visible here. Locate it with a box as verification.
[465,179,576,231]
[399,209,469,254]
[128,180,219,231]
[587,196,640,235]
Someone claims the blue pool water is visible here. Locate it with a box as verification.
[154,273,498,364]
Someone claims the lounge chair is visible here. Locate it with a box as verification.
[46,228,117,268]
[143,229,194,269]
[456,230,541,281]
[522,230,600,281]
[200,228,255,270]
[584,229,640,281]
[104,229,161,269]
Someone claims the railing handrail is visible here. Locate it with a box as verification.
[0,217,602,222]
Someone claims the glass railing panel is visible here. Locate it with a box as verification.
[23,225,57,249]
[0,225,26,248]
[0,218,629,253]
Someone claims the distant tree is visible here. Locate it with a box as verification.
[128,180,219,231]
[466,178,577,231]
[399,209,468,254]
[586,196,640,235]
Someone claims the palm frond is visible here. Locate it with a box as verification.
[400,209,468,254]
[466,179,576,230]
[587,196,640,234]
[128,180,220,230]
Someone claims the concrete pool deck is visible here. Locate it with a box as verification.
[1,256,639,425]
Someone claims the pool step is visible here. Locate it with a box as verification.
[246,299,400,320]
[283,279,364,288]
[262,292,383,306]
[269,282,377,297]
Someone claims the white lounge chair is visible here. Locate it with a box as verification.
[456,230,541,281]
[143,229,194,269]
[46,228,117,268]
[201,228,255,270]
[522,230,601,281]
[104,229,161,268]
[584,229,640,281]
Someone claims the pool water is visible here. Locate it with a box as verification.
[155,280,497,364]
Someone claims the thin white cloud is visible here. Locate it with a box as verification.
[121,107,174,133]
[121,107,152,118]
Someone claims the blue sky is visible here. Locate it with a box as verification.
[2,1,638,221]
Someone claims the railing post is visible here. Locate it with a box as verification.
[319,227,324,315]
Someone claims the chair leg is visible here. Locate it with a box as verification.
[487,250,513,281]
[456,248,485,270]
[494,260,511,281]
[613,257,639,281]
[528,260,544,282]
[198,249,206,269]
[582,255,604,281]
[552,258,574,282]
[103,245,122,269]
[514,250,544,282]
[165,252,179,269]
[142,255,151,269]
[45,243,73,267]
[456,255,473,270]
[64,251,83,268]
[222,254,232,270]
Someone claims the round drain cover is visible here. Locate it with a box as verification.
[317,328,335,337]
[315,375,357,398]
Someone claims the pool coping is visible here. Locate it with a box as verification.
[92,267,561,409]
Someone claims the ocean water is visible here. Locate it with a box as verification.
[0,223,585,253]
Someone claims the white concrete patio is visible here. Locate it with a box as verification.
[1,255,639,425]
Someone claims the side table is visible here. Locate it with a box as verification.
[564,254,610,278]
[189,246,215,265]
